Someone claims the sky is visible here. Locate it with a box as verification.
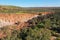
[0,0,60,7]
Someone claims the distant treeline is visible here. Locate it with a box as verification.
[0,6,60,13]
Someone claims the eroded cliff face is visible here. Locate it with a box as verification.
[0,12,54,28]
[0,13,39,28]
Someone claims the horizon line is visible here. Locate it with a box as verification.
[0,4,60,7]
